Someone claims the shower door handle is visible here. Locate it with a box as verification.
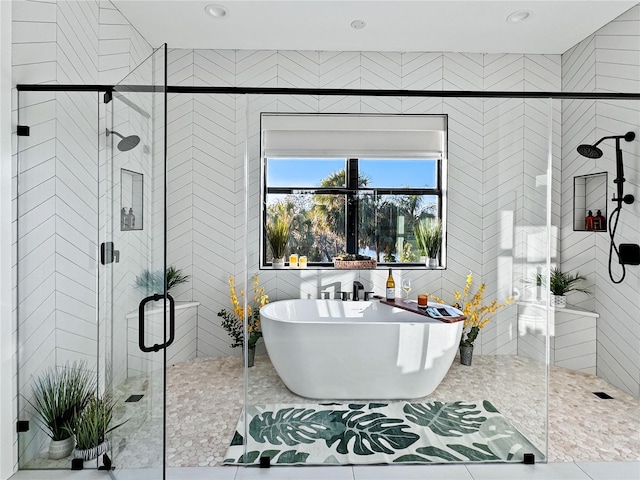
[100,242,120,265]
[138,293,175,353]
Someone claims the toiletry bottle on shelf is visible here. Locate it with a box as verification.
[128,208,135,229]
[386,268,395,302]
[121,208,127,230]
[594,210,605,231]
[585,210,594,230]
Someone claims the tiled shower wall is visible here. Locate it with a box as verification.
[12,0,152,464]
[163,49,561,359]
[561,5,640,397]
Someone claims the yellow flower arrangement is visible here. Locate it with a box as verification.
[431,272,512,347]
[218,274,269,348]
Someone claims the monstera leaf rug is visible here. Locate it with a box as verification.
[224,400,543,465]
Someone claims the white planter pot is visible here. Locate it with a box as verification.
[427,257,438,268]
[272,257,285,269]
[73,440,110,461]
[49,436,74,459]
[551,294,566,308]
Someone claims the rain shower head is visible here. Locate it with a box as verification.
[576,143,603,159]
[576,131,635,159]
[106,129,140,152]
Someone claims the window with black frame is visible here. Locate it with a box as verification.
[260,114,447,268]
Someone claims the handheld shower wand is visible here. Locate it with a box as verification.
[577,131,637,284]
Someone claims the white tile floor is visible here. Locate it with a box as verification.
[9,462,640,479]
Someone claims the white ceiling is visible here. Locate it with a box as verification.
[113,0,638,55]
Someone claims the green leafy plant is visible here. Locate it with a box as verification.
[74,395,127,450]
[135,265,190,294]
[26,362,93,441]
[266,217,290,260]
[537,268,591,296]
[415,218,442,258]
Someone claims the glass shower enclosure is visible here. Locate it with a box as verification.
[16,76,557,473]
[16,45,168,478]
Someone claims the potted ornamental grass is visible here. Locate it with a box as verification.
[266,217,290,268]
[72,394,126,461]
[27,362,93,459]
[415,218,442,268]
[537,267,591,308]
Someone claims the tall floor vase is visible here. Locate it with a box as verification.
[459,345,474,366]
[244,346,256,368]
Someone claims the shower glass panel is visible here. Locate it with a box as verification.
[15,45,167,476]
[238,94,551,465]
[103,45,167,477]
[563,98,640,396]
[485,97,553,459]
[16,89,101,469]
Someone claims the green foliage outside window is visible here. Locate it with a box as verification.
[265,161,440,265]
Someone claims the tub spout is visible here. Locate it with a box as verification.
[353,281,364,301]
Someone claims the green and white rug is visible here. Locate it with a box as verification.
[224,400,544,465]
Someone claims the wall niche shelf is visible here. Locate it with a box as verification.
[573,172,607,232]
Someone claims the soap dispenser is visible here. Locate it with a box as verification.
[121,207,127,230]
[594,209,605,231]
[585,210,594,230]
[128,208,135,229]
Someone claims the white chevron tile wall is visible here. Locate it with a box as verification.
[12,0,153,465]
[561,5,640,398]
[158,48,562,362]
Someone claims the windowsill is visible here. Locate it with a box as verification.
[262,265,446,271]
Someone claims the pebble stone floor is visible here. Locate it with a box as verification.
[24,354,640,469]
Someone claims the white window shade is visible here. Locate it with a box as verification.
[262,113,447,158]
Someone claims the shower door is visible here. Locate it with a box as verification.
[102,44,168,477]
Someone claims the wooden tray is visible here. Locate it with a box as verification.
[333,259,377,270]
[379,298,466,324]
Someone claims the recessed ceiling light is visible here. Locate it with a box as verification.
[205,4,228,18]
[506,10,531,24]
[350,19,366,30]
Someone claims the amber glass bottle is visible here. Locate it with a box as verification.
[585,210,594,230]
[594,210,606,231]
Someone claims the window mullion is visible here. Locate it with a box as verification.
[346,158,358,254]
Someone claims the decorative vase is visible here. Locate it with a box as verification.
[427,257,438,268]
[48,436,74,459]
[244,345,256,368]
[73,440,110,461]
[459,345,474,366]
[551,294,566,308]
[272,257,285,269]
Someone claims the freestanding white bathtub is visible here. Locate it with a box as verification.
[260,299,464,400]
